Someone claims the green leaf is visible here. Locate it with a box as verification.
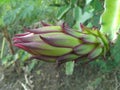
[70,0,78,5]
[80,12,93,23]
[85,0,92,5]
[57,5,71,20]
[3,10,16,25]
[1,54,12,65]
[91,0,103,12]
[0,0,11,5]
[111,34,120,63]
[19,5,34,19]
[65,61,74,75]
[28,60,37,72]
[73,6,85,29]
[73,6,82,22]
[65,9,74,27]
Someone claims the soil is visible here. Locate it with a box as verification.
[0,61,120,90]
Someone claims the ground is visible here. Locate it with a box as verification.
[0,61,120,90]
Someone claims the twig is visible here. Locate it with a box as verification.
[18,72,34,90]
[2,26,14,55]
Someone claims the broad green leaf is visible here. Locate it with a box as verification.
[70,0,78,5]
[19,5,34,19]
[73,21,81,30]
[91,0,103,12]
[28,60,37,72]
[3,10,16,25]
[65,9,74,27]
[0,0,11,5]
[57,5,71,20]
[73,6,82,22]
[80,12,93,23]
[111,35,120,63]
[73,6,82,29]
[85,0,92,5]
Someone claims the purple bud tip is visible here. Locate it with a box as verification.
[15,32,31,36]
[13,38,22,43]
[41,21,51,26]
[14,43,30,53]
[92,26,98,30]
[80,23,84,30]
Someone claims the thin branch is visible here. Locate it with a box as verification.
[2,26,14,55]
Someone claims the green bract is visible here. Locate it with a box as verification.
[13,22,109,65]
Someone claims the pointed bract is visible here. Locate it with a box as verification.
[74,44,95,55]
[13,23,109,64]
[40,32,80,47]
[88,47,102,59]
[24,26,62,34]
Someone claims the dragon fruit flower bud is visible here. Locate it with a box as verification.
[13,22,109,65]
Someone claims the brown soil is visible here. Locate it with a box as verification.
[0,61,120,90]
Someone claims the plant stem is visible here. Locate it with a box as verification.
[2,27,14,55]
[100,0,120,41]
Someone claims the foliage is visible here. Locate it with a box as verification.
[55,0,94,29]
[90,34,120,73]
[0,0,120,76]
[53,0,104,74]
[0,0,57,72]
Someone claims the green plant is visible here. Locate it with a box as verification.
[1,0,120,75]
[90,0,120,73]
[13,22,109,68]
[0,0,58,72]
[100,0,120,41]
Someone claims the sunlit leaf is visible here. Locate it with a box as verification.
[73,6,82,22]
[57,5,71,20]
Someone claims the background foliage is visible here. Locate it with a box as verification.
[0,0,120,89]
[0,0,120,74]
